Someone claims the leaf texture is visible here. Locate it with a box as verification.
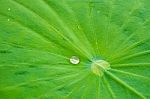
[0,0,150,99]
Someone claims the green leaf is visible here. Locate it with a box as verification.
[0,0,150,99]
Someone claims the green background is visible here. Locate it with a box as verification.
[0,0,150,99]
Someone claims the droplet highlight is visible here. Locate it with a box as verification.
[70,56,80,64]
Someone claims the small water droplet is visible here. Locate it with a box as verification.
[70,56,80,64]
[8,8,11,11]
[7,19,10,21]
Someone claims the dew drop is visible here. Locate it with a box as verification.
[7,19,10,21]
[70,56,80,64]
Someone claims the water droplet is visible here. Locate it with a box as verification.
[7,19,10,21]
[8,8,11,11]
[70,56,80,64]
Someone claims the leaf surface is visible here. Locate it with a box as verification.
[0,0,150,99]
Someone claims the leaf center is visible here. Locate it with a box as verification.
[91,60,110,77]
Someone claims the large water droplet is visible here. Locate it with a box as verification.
[70,56,80,64]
